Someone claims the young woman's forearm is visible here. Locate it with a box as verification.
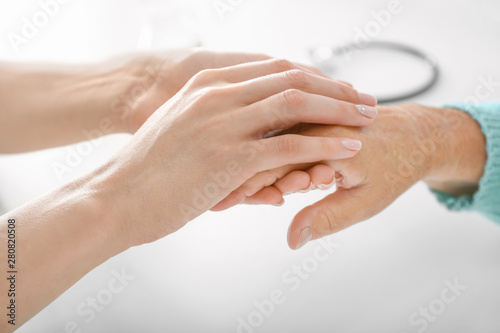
[0,49,274,154]
[0,165,127,332]
[0,58,377,330]
[0,62,142,153]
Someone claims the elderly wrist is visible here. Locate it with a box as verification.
[375,104,439,184]
[408,104,456,182]
[418,106,486,195]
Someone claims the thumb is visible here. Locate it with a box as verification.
[288,186,383,250]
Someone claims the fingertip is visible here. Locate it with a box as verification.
[274,170,311,195]
[340,139,362,152]
[274,197,285,207]
[295,226,313,250]
[307,164,335,188]
[244,186,284,205]
[356,104,378,120]
[287,207,315,250]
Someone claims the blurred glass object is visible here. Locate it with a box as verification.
[135,0,202,50]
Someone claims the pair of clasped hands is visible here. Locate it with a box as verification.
[108,49,413,251]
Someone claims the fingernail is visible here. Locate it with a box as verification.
[317,177,335,190]
[358,92,377,106]
[356,105,378,119]
[299,182,313,193]
[273,198,285,206]
[295,227,313,249]
[341,139,362,151]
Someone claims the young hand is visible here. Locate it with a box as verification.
[99,59,378,247]
[115,48,371,133]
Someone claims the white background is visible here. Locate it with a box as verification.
[1,0,500,332]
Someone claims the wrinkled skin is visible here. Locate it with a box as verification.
[216,104,486,249]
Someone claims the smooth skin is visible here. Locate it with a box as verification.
[0,52,377,331]
[0,49,267,152]
[219,104,487,249]
[1,48,363,153]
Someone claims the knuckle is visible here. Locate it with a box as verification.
[339,175,351,189]
[338,84,358,102]
[277,135,300,156]
[342,169,364,189]
[191,69,218,86]
[317,208,340,235]
[282,89,306,108]
[272,58,295,72]
[196,86,225,103]
[284,69,308,87]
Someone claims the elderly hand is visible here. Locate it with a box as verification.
[216,104,486,249]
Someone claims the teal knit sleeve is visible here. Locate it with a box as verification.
[430,102,500,224]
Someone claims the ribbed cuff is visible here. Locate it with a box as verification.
[430,102,500,224]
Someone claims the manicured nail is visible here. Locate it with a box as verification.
[295,227,313,249]
[317,177,335,190]
[341,139,362,151]
[356,105,378,119]
[358,92,377,106]
[299,182,313,193]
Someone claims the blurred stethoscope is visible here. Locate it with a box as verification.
[309,41,440,103]
[134,0,440,104]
